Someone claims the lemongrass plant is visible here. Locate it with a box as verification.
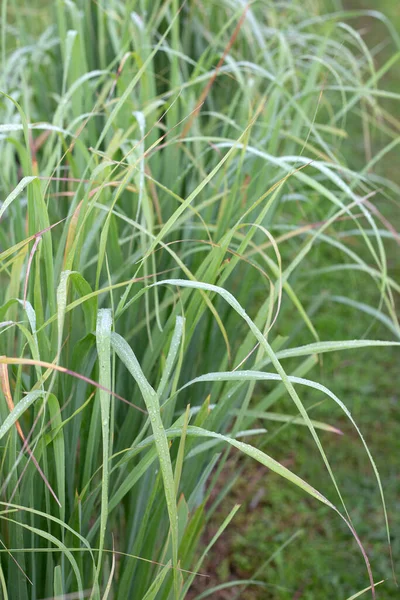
[0,1,399,599]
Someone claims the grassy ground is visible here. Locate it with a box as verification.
[190,268,400,599]
[189,2,400,598]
